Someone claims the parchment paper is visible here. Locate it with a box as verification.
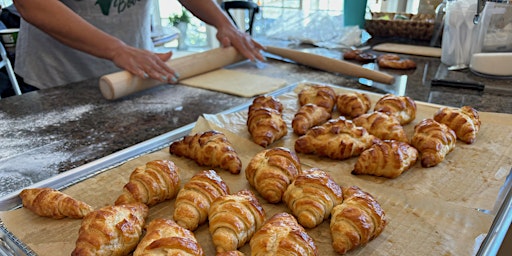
[1,83,511,256]
[180,69,287,97]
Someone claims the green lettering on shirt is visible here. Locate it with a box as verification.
[95,0,142,16]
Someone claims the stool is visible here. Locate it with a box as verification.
[0,42,20,99]
[221,1,260,35]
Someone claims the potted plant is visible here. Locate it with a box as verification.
[169,8,191,50]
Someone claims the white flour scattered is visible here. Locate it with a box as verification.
[0,104,94,159]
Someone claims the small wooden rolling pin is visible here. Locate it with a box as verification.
[99,45,395,100]
[264,46,395,85]
[99,46,245,100]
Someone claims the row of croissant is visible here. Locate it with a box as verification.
[247,83,481,177]
[19,149,385,255]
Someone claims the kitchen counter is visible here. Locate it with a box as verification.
[0,41,511,254]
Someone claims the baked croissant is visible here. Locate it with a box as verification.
[169,130,242,174]
[330,186,387,254]
[245,147,302,203]
[247,107,288,148]
[352,140,419,178]
[353,111,408,143]
[71,203,148,256]
[374,94,417,125]
[336,92,371,118]
[250,212,318,256]
[433,106,481,144]
[208,190,266,253]
[248,95,284,114]
[133,218,204,256]
[216,251,245,256]
[283,168,343,228]
[19,187,93,219]
[292,103,332,135]
[411,118,457,167]
[173,169,230,231]
[115,160,181,206]
[295,117,378,160]
[298,84,337,111]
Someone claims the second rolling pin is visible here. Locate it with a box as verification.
[99,46,246,100]
[265,46,395,85]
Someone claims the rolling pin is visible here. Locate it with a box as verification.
[265,46,395,85]
[99,46,246,100]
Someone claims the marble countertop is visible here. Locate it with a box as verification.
[0,43,511,199]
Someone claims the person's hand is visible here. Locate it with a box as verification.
[216,26,266,62]
[110,44,179,83]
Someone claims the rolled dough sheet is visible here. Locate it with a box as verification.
[180,69,287,97]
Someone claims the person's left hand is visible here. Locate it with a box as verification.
[216,26,265,62]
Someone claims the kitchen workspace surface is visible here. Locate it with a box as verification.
[1,26,512,256]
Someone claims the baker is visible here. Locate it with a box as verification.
[13,0,265,93]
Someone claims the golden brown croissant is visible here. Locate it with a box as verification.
[216,251,245,256]
[353,111,408,143]
[295,117,378,160]
[247,107,288,148]
[248,95,284,114]
[352,140,419,178]
[283,168,343,228]
[298,84,337,111]
[245,147,302,203]
[115,160,181,206]
[169,130,242,174]
[133,218,204,256]
[336,92,371,119]
[208,190,266,253]
[374,94,417,125]
[71,203,148,256]
[433,106,481,144]
[250,212,318,256]
[330,186,387,254]
[19,187,93,219]
[173,169,230,231]
[292,103,332,135]
[411,118,457,168]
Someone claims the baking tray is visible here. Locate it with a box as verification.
[1,82,511,256]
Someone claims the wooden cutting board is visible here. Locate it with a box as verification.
[373,43,442,57]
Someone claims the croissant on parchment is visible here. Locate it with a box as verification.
[133,218,204,256]
[352,140,419,178]
[298,84,337,111]
[250,212,318,256]
[247,105,288,148]
[19,187,93,219]
[71,203,148,256]
[353,111,408,143]
[330,186,387,254]
[336,92,371,118]
[292,103,332,135]
[433,106,481,144]
[115,160,181,206]
[295,117,378,160]
[283,168,343,228]
[173,169,230,231]
[208,190,266,253]
[245,147,302,203]
[374,94,417,125]
[248,95,284,114]
[169,130,242,174]
[411,118,457,168]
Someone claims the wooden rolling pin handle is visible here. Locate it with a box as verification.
[99,47,246,100]
[265,46,395,85]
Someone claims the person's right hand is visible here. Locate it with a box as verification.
[110,44,180,84]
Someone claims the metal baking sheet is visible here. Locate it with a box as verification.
[0,82,510,256]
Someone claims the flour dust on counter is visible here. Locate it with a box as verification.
[0,104,96,197]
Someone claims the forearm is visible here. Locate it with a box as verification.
[178,0,234,30]
[14,0,125,61]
